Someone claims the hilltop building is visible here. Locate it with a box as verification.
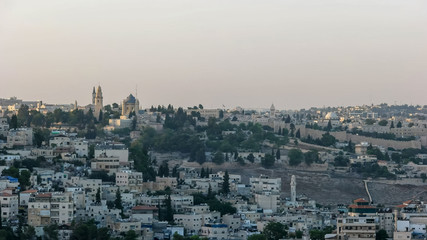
[122,94,139,117]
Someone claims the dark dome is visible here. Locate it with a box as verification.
[124,94,136,104]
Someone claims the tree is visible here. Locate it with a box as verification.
[206,184,214,199]
[44,224,59,240]
[96,187,101,203]
[295,129,301,138]
[288,149,303,166]
[295,230,303,239]
[365,119,376,125]
[326,120,332,131]
[18,170,31,190]
[334,155,349,167]
[158,161,170,177]
[2,167,19,178]
[20,225,36,240]
[165,195,173,222]
[391,152,402,163]
[10,114,18,129]
[115,188,123,211]
[200,168,206,178]
[222,170,230,194]
[212,152,224,165]
[276,149,281,160]
[17,104,30,127]
[421,173,427,183]
[378,120,388,126]
[247,153,255,163]
[70,220,106,240]
[248,234,267,240]
[320,132,336,147]
[376,229,388,240]
[309,227,333,240]
[219,110,224,119]
[261,154,275,168]
[125,230,138,240]
[172,165,179,178]
[237,156,245,165]
[309,229,325,240]
[304,150,319,166]
[390,121,395,129]
[263,222,287,240]
[396,121,402,128]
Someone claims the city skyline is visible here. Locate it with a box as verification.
[1,0,427,109]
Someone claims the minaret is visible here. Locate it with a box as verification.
[291,175,296,202]
[92,87,96,105]
[94,85,103,121]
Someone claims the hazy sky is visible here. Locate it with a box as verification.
[1,0,426,110]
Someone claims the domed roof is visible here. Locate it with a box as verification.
[124,94,136,104]
[270,104,275,110]
[325,112,339,120]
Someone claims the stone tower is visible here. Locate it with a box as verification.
[270,103,275,118]
[92,87,96,105]
[94,85,103,121]
[291,175,296,202]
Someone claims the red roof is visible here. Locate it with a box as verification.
[403,200,412,205]
[36,193,52,198]
[132,205,158,211]
[348,204,376,209]
[395,204,407,208]
[0,192,13,197]
[354,198,369,203]
[21,189,38,194]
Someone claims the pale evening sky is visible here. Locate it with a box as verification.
[0,0,426,110]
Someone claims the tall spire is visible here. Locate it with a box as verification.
[92,87,96,105]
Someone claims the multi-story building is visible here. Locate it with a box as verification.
[171,195,194,213]
[71,139,88,157]
[7,128,33,147]
[95,145,129,164]
[0,117,8,136]
[0,191,19,220]
[200,224,229,240]
[28,192,74,227]
[254,193,280,212]
[116,170,143,186]
[131,205,158,224]
[91,155,121,174]
[337,216,378,240]
[174,213,215,235]
[249,175,281,194]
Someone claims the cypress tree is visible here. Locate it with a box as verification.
[276,149,281,160]
[222,171,230,194]
[96,188,101,204]
[115,188,123,211]
[166,195,173,222]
